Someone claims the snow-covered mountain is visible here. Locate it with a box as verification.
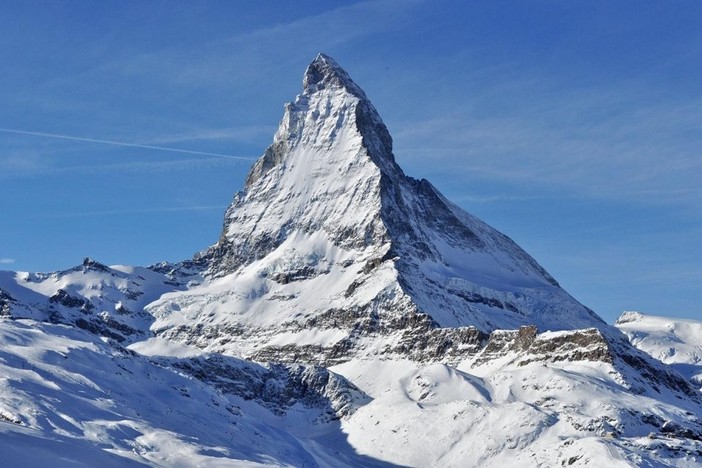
[616,311,702,391]
[153,53,605,363]
[1,54,701,466]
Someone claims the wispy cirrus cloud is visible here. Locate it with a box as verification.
[41,205,226,219]
[35,0,423,97]
[0,156,254,179]
[0,258,15,264]
[112,0,422,85]
[392,82,702,210]
[447,194,552,204]
[0,0,423,185]
[0,128,256,161]
[146,125,277,146]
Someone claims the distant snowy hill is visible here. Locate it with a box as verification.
[616,311,702,391]
[1,54,700,466]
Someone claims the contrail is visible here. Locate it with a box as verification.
[43,205,227,218]
[0,127,257,161]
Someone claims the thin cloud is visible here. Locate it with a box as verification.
[0,128,256,161]
[88,0,423,89]
[42,205,227,219]
[51,157,250,175]
[448,194,552,203]
[147,125,277,145]
[0,258,15,264]
[392,84,702,209]
[0,156,255,179]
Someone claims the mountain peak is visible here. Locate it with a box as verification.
[241,53,396,190]
[303,53,366,99]
[301,53,395,171]
[202,55,604,335]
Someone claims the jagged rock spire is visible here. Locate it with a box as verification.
[241,54,397,190]
[303,53,367,99]
[205,54,398,274]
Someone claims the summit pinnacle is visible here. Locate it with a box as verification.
[303,53,367,99]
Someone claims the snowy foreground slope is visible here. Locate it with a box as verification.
[1,55,701,466]
[1,314,700,467]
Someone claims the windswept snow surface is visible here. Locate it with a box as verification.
[0,319,389,467]
[331,347,702,467]
[2,316,700,467]
[0,320,305,467]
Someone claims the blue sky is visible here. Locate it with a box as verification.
[1,1,700,323]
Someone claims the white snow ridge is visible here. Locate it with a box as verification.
[1,54,700,467]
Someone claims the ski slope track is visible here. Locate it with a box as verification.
[1,54,700,466]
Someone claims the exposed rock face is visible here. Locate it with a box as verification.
[170,356,369,421]
[203,53,396,275]
[0,289,15,317]
[49,289,94,310]
[475,327,612,366]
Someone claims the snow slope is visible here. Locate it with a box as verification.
[0,318,387,467]
[1,315,700,467]
[616,311,702,390]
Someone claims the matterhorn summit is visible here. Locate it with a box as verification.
[0,54,700,467]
